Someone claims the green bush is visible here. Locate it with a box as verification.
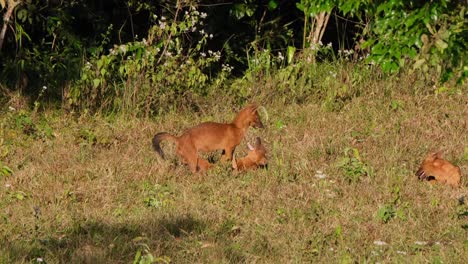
[70,5,223,115]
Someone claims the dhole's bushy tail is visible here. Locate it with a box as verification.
[152,132,177,159]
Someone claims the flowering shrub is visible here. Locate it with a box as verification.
[70,3,223,115]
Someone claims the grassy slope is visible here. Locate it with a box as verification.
[0,76,467,263]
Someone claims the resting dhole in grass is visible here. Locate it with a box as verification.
[415,152,462,188]
[152,104,264,173]
[232,137,268,172]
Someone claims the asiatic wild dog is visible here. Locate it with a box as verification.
[152,104,264,173]
[232,137,268,172]
[415,152,462,188]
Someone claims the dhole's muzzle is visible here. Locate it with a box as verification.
[253,120,264,129]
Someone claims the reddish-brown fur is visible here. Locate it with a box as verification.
[153,104,263,173]
[415,152,462,188]
[232,137,267,172]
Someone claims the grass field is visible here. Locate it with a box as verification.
[0,75,467,263]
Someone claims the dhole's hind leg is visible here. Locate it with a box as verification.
[176,143,199,173]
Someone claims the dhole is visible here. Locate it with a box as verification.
[415,152,462,188]
[232,137,268,172]
[152,104,264,173]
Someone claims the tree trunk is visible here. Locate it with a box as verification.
[0,0,21,51]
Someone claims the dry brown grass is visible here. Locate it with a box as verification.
[0,78,467,263]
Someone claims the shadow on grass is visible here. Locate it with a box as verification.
[3,214,207,263]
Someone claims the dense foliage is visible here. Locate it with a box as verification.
[0,0,466,114]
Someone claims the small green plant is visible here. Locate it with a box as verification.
[6,110,54,139]
[390,100,404,111]
[142,183,175,209]
[132,239,171,264]
[276,207,287,224]
[337,147,373,183]
[377,187,406,223]
[376,204,396,223]
[0,161,12,177]
[10,191,28,201]
[77,128,97,146]
[14,111,36,136]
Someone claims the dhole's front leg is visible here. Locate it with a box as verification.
[197,158,212,172]
[220,147,235,162]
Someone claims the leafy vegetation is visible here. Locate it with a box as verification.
[1,0,466,114]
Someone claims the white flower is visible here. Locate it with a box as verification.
[209,34,213,39]
[159,21,166,30]
[327,42,332,48]
[200,29,205,35]
[315,170,327,179]
[222,63,232,72]
[414,241,427,246]
[161,16,166,21]
[277,52,284,61]
[119,45,127,53]
[5,183,11,188]
[36,258,44,262]
[42,86,47,90]
[8,106,15,111]
[373,240,388,246]
[200,12,207,18]
[201,52,206,57]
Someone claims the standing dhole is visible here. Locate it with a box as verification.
[415,152,462,188]
[152,104,264,173]
[232,137,268,172]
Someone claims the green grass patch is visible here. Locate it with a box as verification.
[0,70,467,263]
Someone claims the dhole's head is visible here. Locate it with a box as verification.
[234,104,264,129]
[246,137,268,167]
[232,137,268,171]
[416,152,442,180]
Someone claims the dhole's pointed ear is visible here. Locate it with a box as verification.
[247,141,255,151]
[426,151,442,160]
[232,154,238,170]
[247,103,258,112]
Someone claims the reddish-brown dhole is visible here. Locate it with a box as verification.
[152,104,264,173]
[232,137,268,172]
[415,152,462,188]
